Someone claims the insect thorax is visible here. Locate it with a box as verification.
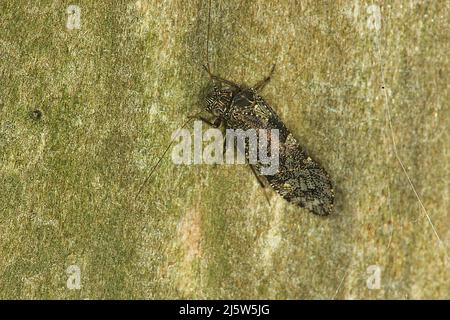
[204,85,236,117]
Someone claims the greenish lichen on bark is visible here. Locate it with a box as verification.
[0,0,448,299]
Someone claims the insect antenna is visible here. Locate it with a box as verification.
[205,0,212,74]
[135,1,213,201]
[134,112,202,200]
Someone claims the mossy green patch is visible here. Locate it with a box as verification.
[0,1,448,299]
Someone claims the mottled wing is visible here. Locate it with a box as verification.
[225,89,289,138]
[226,89,334,215]
[266,133,334,215]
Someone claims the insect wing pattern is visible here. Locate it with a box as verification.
[224,88,334,215]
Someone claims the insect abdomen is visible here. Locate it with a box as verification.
[225,89,334,215]
[266,133,334,215]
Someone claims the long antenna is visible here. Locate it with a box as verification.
[205,0,212,73]
[134,112,201,200]
[135,2,212,201]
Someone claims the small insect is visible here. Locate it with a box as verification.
[191,1,334,216]
[137,1,334,215]
[199,66,334,215]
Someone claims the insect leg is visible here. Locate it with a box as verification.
[188,113,222,128]
[250,164,272,206]
[222,135,227,156]
[198,115,222,128]
[253,64,276,91]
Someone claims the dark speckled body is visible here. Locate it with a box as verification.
[203,77,334,216]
